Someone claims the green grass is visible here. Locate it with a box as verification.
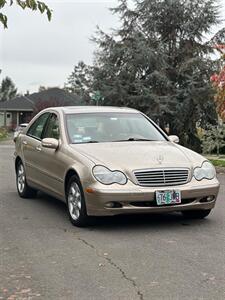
[0,128,8,141]
[209,159,225,168]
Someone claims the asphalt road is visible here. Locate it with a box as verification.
[0,142,225,300]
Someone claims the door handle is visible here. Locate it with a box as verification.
[22,140,28,145]
[36,146,42,152]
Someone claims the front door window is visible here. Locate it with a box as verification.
[27,113,50,140]
[43,114,60,140]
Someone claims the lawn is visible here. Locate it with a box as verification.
[209,159,225,168]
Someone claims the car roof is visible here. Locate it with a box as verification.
[47,106,139,114]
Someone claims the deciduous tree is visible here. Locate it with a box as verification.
[210,44,225,120]
[0,0,52,28]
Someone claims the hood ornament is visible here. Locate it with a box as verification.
[156,154,164,165]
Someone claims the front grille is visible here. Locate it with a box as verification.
[133,168,189,187]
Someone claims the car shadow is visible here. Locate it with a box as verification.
[91,213,213,231]
[30,191,213,232]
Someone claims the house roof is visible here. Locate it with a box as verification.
[0,95,34,111]
[29,88,83,105]
[0,88,83,112]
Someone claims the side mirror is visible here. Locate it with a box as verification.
[169,135,179,143]
[42,138,59,150]
[13,132,20,143]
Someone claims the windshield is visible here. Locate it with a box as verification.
[66,112,167,144]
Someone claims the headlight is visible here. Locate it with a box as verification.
[193,161,216,181]
[92,165,127,185]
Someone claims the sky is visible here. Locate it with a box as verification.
[0,0,225,94]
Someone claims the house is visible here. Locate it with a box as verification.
[0,88,84,129]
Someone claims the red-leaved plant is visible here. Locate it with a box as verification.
[210,44,225,120]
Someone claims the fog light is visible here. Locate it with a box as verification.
[105,202,115,208]
[206,196,214,202]
[105,202,122,208]
[200,196,215,203]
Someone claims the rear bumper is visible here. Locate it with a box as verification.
[84,179,220,216]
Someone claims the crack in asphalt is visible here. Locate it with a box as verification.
[77,237,144,300]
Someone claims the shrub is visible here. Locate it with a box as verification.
[201,124,225,155]
[0,128,8,140]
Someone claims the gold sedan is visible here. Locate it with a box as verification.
[14,106,220,227]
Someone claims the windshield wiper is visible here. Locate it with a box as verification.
[113,138,155,142]
[83,140,100,144]
[73,140,99,144]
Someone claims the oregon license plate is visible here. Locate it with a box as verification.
[156,190,181,206]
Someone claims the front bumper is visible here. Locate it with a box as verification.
[84,178,220,216]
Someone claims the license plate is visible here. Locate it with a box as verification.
[156,190,181,206]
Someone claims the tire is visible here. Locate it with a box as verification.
[66,175,90,227]
[16,160,37,198]
[182,209,211,219]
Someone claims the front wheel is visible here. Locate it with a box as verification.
[16,161,37,198]
[182,209,212,219]
[66,175,90,227]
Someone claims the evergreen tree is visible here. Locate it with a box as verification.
[64,61,92,103]
[93,0,224,151]
[0,76,17,101]
[66,0,225,151]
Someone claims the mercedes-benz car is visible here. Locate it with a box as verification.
[14,106,220,226]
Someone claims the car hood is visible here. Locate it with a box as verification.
[72,141,206,171]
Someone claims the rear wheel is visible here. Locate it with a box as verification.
[16,161,37,198]
[182,209,211,219]
[66,175,90,227]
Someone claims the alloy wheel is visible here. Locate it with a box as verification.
[68,182,82,220]
[17,163,25,193]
